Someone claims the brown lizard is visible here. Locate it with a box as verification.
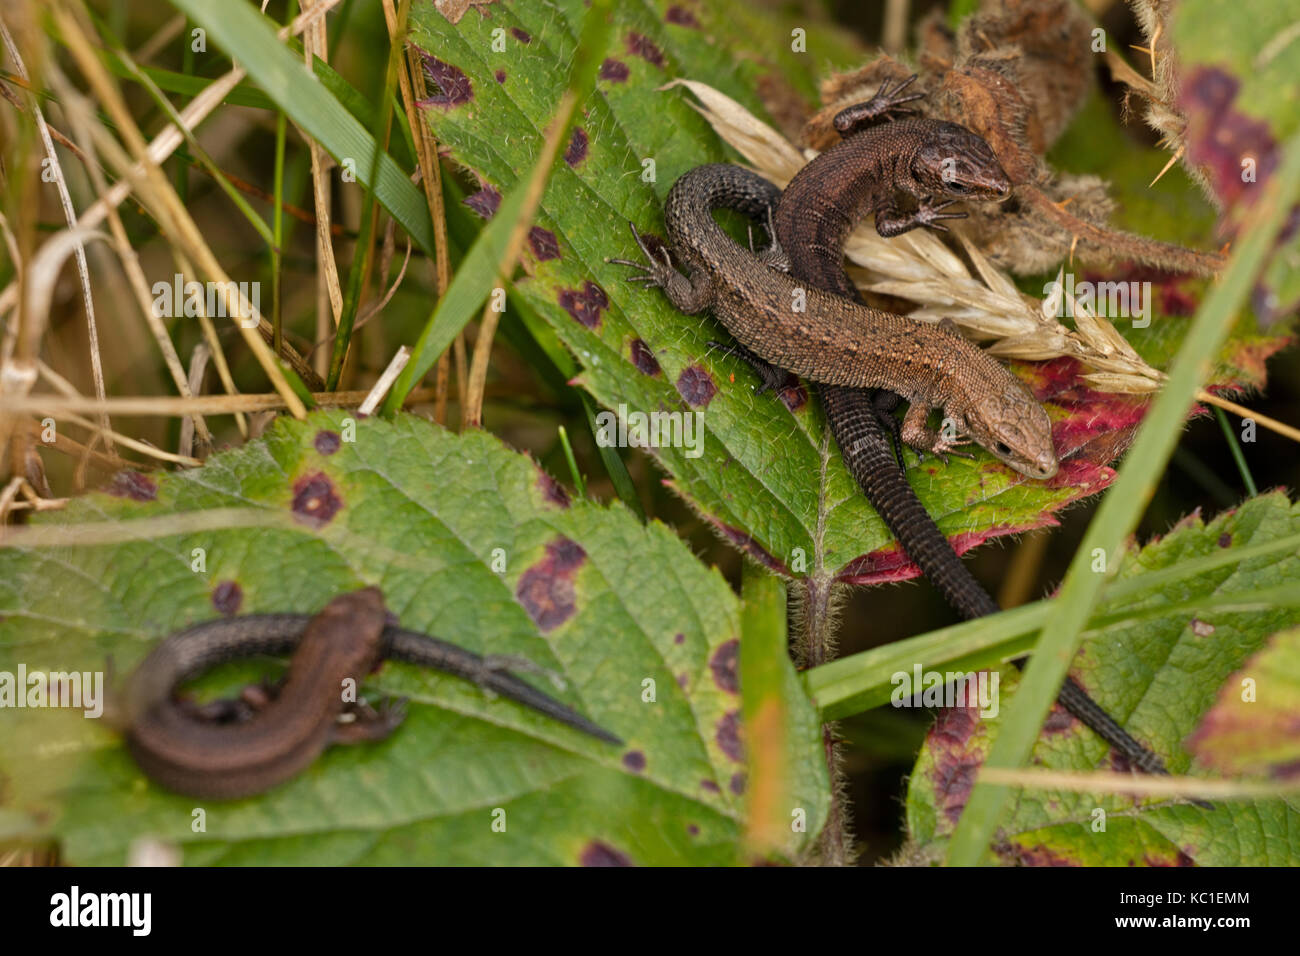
[121,588,620,799]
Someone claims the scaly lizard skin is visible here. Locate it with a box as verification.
[766,84,1174,777]
[611,165,1058,480]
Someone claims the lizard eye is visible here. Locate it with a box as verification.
[994,442,1011,457]
[947,181,969,193]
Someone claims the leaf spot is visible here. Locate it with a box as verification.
[515,537,587,631]
[710,639,739,694]
[291,472,343,525]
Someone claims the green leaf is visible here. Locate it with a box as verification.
[406,0,1292,601]
[907,492,1300,866]
[1170,0,1300,320]
[1189,624,1300,778]
[384,0,615,413]
[407,0,1096,583]
[0,411,828,864]
[805,518,1300,719]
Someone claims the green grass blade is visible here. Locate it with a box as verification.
[804,527,1300,720]
[162,0,432,253]
[1214,406,1258,495]
[326,0,407,390]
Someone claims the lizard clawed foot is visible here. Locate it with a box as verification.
[706,340,791,395]
[607,222,677,289]
[334,695,408,743]
[914,196,968,233]
[923,437,976,465]
[833,73,924,135]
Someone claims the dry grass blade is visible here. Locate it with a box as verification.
[0,0,340,316]
[302,0,343,380]
[388,0,457,425]
[0,18,112,451]
[0,386,438,417]
[50,2,309,417]
[48,65,219,446]
[1197,388,1300,444]
[358,345,411,416]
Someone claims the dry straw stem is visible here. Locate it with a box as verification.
[0,0,337,315]
[37,360,201,465]
[0,385,437,417]
[50,2,309,417]
[978,766,1300,801]
[0,18,111,446]
[15,416,128,473]
[301,0,344,380]
[71,16,293,441]
[1196,388,1300,443]
[47,65,221,447]
[385,0,458,426]
[0,475,65,523]
[666,80,1175,395]
[358,344,411,417]
[0,0,340,404]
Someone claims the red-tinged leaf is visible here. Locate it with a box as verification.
[1188,625,1300,778]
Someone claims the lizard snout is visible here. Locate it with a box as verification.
[1028,452,1059,481]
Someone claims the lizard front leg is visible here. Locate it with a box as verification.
[608,222,716,314]
[875,195,969,238]
[900,403,974,463]
[331,696,407,744]
[833,74,923,136]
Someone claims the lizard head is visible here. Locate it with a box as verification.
[959,381,1059,480]
[910,123,1012,202]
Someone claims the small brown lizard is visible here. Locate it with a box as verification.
[122,589,396,800]
[121,588,619,799]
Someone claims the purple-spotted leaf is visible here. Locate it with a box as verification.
[0,412,827,864]
[905,492,1300,866]
[1172,0,1300,324]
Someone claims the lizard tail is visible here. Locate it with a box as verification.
[664,163,782,236]
[824,386,1179,781]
